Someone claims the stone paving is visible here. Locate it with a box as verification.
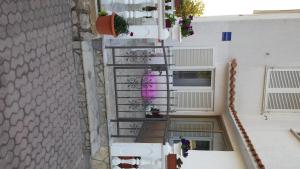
[0,0,87,169]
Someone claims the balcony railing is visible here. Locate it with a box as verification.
[107,41,174,143]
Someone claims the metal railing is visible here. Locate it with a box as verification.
[106,41,174,143]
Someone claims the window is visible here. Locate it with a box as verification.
[173,140,211,150]
[173,71,212,87]
[263,67,300,112]
[192,140,210,150]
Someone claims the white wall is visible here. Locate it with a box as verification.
[228,16,300,169]
[181,151,246,169]
[166,14,300,169]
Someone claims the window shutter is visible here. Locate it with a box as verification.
[171,48,214,67]
[173,91,213,111]
[264,68,300,112]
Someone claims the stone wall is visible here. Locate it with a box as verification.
[71,0,96,41]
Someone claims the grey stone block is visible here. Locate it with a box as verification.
[0,15,8,26]
[1,60,10,74]
[16,63,29,78]
[0,132,9,145]
[18,93,31,108]
[15,75,27,89]
[8,13,17,25]
[7,23,21,37]
[4,151,14,164]
[1,1,17,15]
[0,25,6,39]
[5,90,20,108]
[10,110,24,126]
[11,54,24,69]
[13,33,26,46]
[0,37,12,51]
[0,108,3,124]
[20,82,33,97]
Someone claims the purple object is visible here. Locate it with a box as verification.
[141,72,157,101]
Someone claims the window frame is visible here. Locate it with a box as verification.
[171,67,215,90]
[173,70,213,87]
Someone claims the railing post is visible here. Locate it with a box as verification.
[112,47,116,65]
[113,67,120,136]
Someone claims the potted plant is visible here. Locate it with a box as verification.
[165,14,176,28]
[180,137,190,157]
[96,12,133,37]
[179,16,194,38]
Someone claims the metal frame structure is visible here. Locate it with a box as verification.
[106,41,174,143]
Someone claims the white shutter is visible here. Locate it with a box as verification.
[174,91,214,111]
[171,48,214,67]
[264,68,300,112]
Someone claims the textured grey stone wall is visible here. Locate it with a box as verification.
[0,0,87,169]
[71,0,94,41]
[71,0,93,165]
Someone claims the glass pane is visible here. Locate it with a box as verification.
[173,71,212,86]
[194,141,210,150]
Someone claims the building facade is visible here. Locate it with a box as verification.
[107,13,300,169]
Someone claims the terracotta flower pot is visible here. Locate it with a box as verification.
[96,13,116,37]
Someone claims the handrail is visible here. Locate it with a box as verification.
[162,41,171,144]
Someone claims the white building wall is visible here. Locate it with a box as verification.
[181,151,246,169]
[166,14,300,169]
[228,18,300,169]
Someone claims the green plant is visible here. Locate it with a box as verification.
[166,14,176,25]
[179,16,194,37]
[114,14,131,36]
[176,0,205,17]
[98,9,108,16]
[180,137,190,158]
